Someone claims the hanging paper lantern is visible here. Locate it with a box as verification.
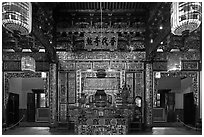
[171,2,201,36]
[21,56,35,72]
[2,2,32,35]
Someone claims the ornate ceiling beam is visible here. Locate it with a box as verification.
[32,3,57,63]
[32,22,57,63]
[146,3,171,60]
[148,24,171,56]
[147,3,162,23]
[56,9,146,13]
[3,52,49,62]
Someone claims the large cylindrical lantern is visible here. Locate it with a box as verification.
[21,56,35,72]
[171,2,201,36]
[2,2,32,35]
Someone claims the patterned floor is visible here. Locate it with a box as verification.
[2,126,202,135]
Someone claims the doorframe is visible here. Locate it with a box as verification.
[152,71,199,123]
[3,72,49,124]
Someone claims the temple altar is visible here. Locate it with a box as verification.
[76,117,128,135]
[75,105,131,135]
[58,68,144,134]
[73,84,136,135]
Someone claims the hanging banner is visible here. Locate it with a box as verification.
[84,33,118,51]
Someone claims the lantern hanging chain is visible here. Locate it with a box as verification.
[100,2,102,38]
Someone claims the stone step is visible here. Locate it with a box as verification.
[19,122,49,127]
[153,122,183,127]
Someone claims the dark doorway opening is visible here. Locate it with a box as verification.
[167,92,176,122]
[6,93,19,126]
[27,93,35,122]
[184,92,195,126]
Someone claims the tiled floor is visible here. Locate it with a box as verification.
[2,126,202,135]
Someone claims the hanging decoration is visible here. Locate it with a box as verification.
[171,2,201,36]
[21,56,36,72]
[2,2,32,35]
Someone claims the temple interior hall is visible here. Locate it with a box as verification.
[1,2,202,135]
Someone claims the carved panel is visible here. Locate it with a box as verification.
[59,104,67,122]
[154,53,168,61]
[126,73,134,98]
[76,62,92,70]
[57,51,146,61]
[126,62,144,70]
[59,72,67,104]
[135,72,144,122]
[182,61,199,70]
[35,62,50,71]
[120,70,126,88]
[3,61,21,71]
[68,72,76,104]
[3,52,49,61]
[154,51,201,61]
[135,72,143,97]
[106,71,120,78]
[57,52,75,60]
[153,62,167,71]
[183,52,201,60]
[84,78,119,90]
[124,52,146,61]
[130,41,145,50]
[93,62,109,70]
[110,62,126,70]
[3,61,50,71]
[76,70,81,104]
[59,61,75,70]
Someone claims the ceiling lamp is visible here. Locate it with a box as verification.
[167,52,182,72]
[2,2,32,35]
[171,2,201,36]
[21,56,35,72]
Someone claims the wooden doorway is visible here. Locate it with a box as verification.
[166,92,176,122]
[6,93,19,126]
[184,92,195,126]
[27,93,35,122]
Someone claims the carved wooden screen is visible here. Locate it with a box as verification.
[126,71,144,122]
[58,72,67,122]
[68,72,76,104]
[58,71,76,123]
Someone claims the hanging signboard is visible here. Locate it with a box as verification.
[84,33,118,51]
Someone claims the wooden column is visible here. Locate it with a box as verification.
[145,63,153,128]
[49,63,58,127]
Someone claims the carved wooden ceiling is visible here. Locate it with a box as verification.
[2,2,201,63]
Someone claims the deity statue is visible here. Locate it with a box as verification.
[93,90,112,107]
[121,84,130,105]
